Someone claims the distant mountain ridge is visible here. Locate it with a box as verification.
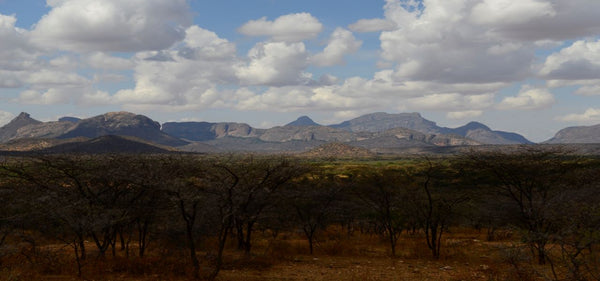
[545,124,600,144]
[4,110,595,155]
[0,112,187,147]
[330,113,532,145]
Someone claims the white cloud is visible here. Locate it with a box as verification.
[497,87,555,110]
[470,0,556,26]
[575,85,600,96]
[406,93,494,111]
[0,14,40,88]
[447,110,483,120]
[19,88,73,105]
[24,70,90,89]
[557,108,600,122]
[235,41,310,86]
[540,39,600,80]
[103,26,239,110]
[471,1,600,41]
[181,26,237,60]
[378,0,534,84]
[348,18,396,33]
[0,111,15,127]
[31,0,192,52]
[238,13,323,42]
[311,28,362,67]
[86,52,134,70]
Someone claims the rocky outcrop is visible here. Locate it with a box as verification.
[161,121,262,141]
[0,112,43,142]
[545,124,600,144]
[58,112,188,147]
[259,126,356,142]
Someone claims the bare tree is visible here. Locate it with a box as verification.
[352,167,410,257]
[462,146,591,265]
[407,159,468,259]
[216,155,307,255]
[290,171,343,255]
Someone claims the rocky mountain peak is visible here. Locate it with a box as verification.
[0,112,43,142]
[285,116,320,127]
[331,112,439,133]
[9,112,41,126]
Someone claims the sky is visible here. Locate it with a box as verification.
[1,0,600,142]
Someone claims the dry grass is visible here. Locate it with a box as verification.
[0,227,584,281]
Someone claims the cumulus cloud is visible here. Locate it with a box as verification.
[106,25,239,110]
[235,41,310,86]
[470,0,556,26]
[31,0,192,52]
[311,28,362,67]
[378,0,535,84]
[405,93,494,111]
[19,88,74,105]
[471,1,600,41]
[557,108,600,122]
[238,13,323,42]
[348,18,396,33]
[497,87,555,110]
[86,52,134,70]
[0,111,15,127]
[540,39,600,81]
[575,85,600,96]
[447,110,484,120]
[0,14,40,88]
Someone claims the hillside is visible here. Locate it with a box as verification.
[331,112,441,134]
[329,112,532,145]
[301,142,375,158]
[42,135,173,154]
[57,112,188,147]
[545,124,600,144]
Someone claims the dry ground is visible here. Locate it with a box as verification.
[0,228,553,281]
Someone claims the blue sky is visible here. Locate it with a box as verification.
[1,0,600,142]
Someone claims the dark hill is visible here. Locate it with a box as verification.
[42,135,173,154]
[59,112,188,147]
[450,122,532,144]
[285,116,321,127]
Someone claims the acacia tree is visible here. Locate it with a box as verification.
[462,146,591,265]
[407,159,468,259]
[216,155,307,255]
[352,167,410,257]
[290,171,343,255]
[0,156,97,276]
[159,155,211,280]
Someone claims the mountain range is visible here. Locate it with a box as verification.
[0,111,598,154]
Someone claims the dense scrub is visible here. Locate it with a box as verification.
[0,147,599,280]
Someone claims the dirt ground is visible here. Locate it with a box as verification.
[1,229,548,281]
